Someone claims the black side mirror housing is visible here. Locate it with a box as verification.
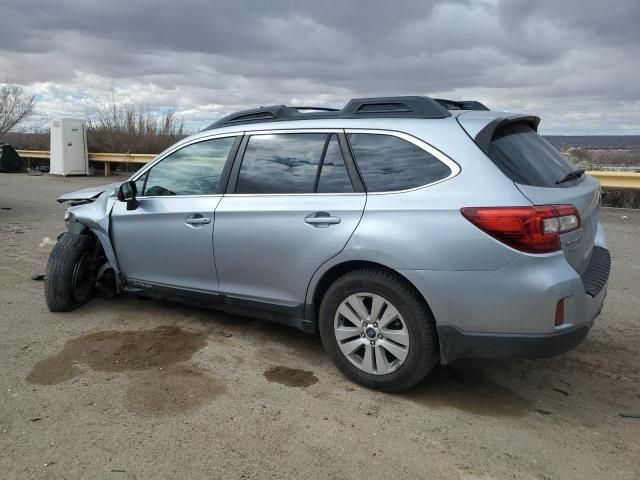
[116,181,139,210]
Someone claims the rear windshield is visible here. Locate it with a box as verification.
[488,123,575,187]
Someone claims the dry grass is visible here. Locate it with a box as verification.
[86,96,186,154]
[1,97,187,155]
[2,131,49,150]
[563,148,640,172]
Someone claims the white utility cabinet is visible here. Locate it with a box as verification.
[50,118,88,176]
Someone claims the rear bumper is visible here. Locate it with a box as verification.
[436,323,591,364]
[400,246,610,364]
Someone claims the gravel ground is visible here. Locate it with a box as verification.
[1,173,639,480]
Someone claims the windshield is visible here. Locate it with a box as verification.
[488,123,576,187]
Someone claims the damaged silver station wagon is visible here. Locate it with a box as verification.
[47,96,611,392]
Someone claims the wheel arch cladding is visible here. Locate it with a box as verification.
[309,260,438,334]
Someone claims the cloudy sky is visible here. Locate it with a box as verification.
[2,0,639,134]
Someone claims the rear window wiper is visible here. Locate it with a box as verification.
[556,168,585,185]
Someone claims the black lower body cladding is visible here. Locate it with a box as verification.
[437,324,591,364]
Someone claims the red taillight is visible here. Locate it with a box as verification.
[460,205,580,254]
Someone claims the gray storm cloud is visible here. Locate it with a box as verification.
[1,0,638,134]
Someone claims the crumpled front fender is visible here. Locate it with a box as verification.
[66,191,122,286]
[57,183,120,203]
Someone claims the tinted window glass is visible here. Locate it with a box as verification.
[236,134,326,194]
[143,137,236,196]
[488,123,575,187]
[348,134,451,192]
[317,135,353,193]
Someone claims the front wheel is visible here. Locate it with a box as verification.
[44,233,96,312]
[319,268,438,392]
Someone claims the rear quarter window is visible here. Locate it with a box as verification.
[347,133,451,192]
[488,123,576,187]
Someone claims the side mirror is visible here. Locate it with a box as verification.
[116,181,139,210]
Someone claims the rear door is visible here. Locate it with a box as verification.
[214,131,366,310]
[478,120,601,274]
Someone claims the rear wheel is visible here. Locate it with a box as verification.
[45,233,97,312]
[319,268,438,392]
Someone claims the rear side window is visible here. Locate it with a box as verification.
[235,133,353,194]
[488,123,575,187]
[347,133,451,192]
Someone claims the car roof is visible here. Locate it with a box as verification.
[169,109,531,154]
[183,116,459,144]
[204,96,490,130]
[162,98,536,159]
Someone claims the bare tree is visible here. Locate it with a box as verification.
[87,95,185,154]
[0,83,36,135]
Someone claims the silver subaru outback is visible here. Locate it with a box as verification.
[47,96,610,392]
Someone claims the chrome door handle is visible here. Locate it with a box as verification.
[305,216,341,224]
[185,216,211,226]
[305,212,341,227]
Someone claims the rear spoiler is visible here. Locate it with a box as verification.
[474,115,540,154]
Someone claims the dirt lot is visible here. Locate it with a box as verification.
[1,173,639,480]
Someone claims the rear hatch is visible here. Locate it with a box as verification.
[458,113,601,274]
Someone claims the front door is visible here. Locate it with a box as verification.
[214,132,366,310]
[110,135,239,293]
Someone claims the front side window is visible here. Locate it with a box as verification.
[348,133,451,192]
[143,136,236,196]
[235,133,353,194]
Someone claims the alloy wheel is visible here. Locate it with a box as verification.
[333,292,410,375]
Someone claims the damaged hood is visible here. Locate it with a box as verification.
[57,182,121,203]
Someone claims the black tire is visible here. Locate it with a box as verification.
[44,233,96,312]
[319,268,438,392]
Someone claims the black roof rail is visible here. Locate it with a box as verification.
[211,105,289,126]
[342,96,449,117]
[434,98,490,111]
[206,95,488,129]
[290,106,340,112]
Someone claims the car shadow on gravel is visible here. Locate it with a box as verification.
[402,363,532,418]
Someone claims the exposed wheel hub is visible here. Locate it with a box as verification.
[71,251,95,303]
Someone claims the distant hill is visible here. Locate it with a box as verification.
[545,136,640,150]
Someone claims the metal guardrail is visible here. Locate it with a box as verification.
[586,171,640,190]
[18,150,155,176]
[15,150,640,188]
